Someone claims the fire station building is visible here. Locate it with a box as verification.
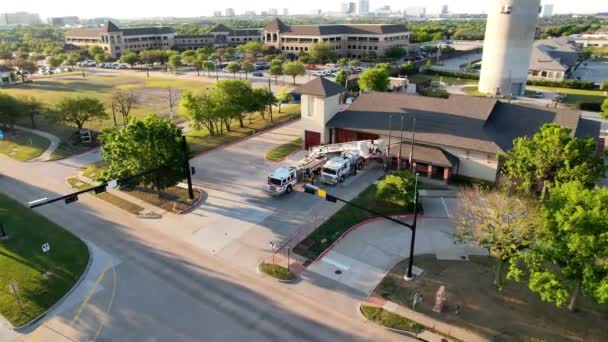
[295,77,602,183]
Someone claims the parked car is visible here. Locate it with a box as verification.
[115,64,128,69]
[252,71,264,77]
[305,64,318,70]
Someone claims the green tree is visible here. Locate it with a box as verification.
[65,53,81,67]
[348,59,361,68]
[359,67,390,92]
[601,81,608,91]
[400,61,418,76]
[269,64,283,84]
[99,115,187,195]
[47,56,63,68]
[202,60,215,77]
[455,187,541,288]
[94,53,110,64]
[282,61,305,85]
[52,96,108,130]
[276,87,293,113]
[12,58,37,82]
[465,61,473,72]
[210,80,253,129]
[192,59,202,76]
[298,52,314,64]
[0,93,19,128]
[88,45,104,57]
[508,182,608,311]
[180,91,221,135]
[337,58,348,67]
[18,96,44,128]
[120,51,139,69]
[375,171,416,207]
[239,41,265,56]
[252,87,276,120]
[168,54,182,72]
[364,51,377,62]
[227,62,241,78]
[502,123,605,193]
[385,47,407,60]
[241,61,255,80]
[335,69,347,88]
[111,91,138,123]
[309,41,336,64]
[601,98,608,120]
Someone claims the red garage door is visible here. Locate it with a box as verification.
[304,130,321,149]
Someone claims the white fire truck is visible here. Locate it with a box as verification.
[265,139,384,195]
[320,151,363,185]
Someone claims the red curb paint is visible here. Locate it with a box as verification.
[313,214,450,263]
[177,189,206,215]
[191,118,301,158]
[264,147,303,163]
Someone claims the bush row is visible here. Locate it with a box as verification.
[423,69,479,80]
[526,79,596,90]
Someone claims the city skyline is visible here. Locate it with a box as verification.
[1,0,605,20]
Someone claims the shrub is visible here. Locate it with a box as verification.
[526,79,595,90]
[360,305,423,333]
[417,88,450,99]
[423,69,479,80]
[259,262,295,281]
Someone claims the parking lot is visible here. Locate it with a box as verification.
[572,60,608,83]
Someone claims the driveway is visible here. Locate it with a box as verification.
[308,194,487,296]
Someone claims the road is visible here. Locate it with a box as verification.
[0,122,414,341]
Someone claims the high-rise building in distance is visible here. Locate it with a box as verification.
[225,8,235,17]
[357,0,369,15]
[541,4,554,18]
[0,12,41,26]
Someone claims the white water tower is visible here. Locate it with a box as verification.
[478,0,541,96]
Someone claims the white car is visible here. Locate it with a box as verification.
[115,63,128,69]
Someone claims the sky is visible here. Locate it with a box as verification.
[2,0,605,20]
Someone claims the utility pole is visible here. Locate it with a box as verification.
[398,114,404,170]
[409,117,416,172]
[406,173,420,280]
[386,114,393,174]
[181,136,195,200]
[268,77,273,122]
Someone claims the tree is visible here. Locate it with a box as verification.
[192,59,202,76]
[335,69,347,88]
[47,56,63,68]
[465,61,473,72]
[168,54,182,72]
[12,58,37,82]
[65,53,81,67]
[364,51,377,62]
[0,93,19,128]
[282,61,305,85]
[298,52,314,64]
[309,41,335,64]
[348,59,361,68]
[210,80,253,129]
[502,123,605,193]
[269,64,283,84]
[94,53,110,64]
[180,91,221,135]
[88,45,104,57]
[18,96,44,128]
[359,67,390,92]
[601,98,608,120]
[337,58,348,67]
[202,61,215,77]
[241,61,255,80]
[385,47,407,60]
[601,81,608,92]
[455,187,541,288]
[508,182,608,311]
[400,61,418,76]
[120,51,139,69]
[375,171,416,207]
[251,87,276,120]
[425,59,433,68]
[276,87,293,113]
[239,41,265,56]
[52,96,108,130]
[111,91,138,123]
[227,62,241,78]
[99,115,187,195]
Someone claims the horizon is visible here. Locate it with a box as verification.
[1,0,605,21]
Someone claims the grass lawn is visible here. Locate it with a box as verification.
[294,184,416,260]
[461,86,487,97]
[81,161,107,181]
[66,177,145,215]
[185,104,300,155]
[0,129,49,161]
[375,255,608,341]
[265,137,302,161]
[0,193,89,327]
[408,73,478,86]
[360,305,423,333]
[123,185,201,214]
[527,86,607,106]
[258,262,295,281]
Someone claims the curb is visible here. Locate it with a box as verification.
[264,147,303,163]
[313,214,450,263]
[14,240,93,332]
[256,263,297,283]
[176,189,206,215]
[357,304,419,339]
[191,117,300,158]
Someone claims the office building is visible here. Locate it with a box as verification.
[226,8,235,17]
[541,4,554,18]
[528,38,581,80]
[0,12,41,26]
[49,16,80,26]
[357,0,369,15]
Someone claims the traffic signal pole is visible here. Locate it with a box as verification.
[304,183,419,279]
[181,136,195,200]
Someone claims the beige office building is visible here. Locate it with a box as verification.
[263,18,409,59]
[65,21,175,58]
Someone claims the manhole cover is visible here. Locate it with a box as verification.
[460,256,467,260]
[335,270,342,275]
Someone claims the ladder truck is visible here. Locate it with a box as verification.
[265,139,384,195]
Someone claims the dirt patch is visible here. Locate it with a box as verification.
[375,255,608,342]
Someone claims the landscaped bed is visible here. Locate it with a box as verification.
[67,177,145,215]
[375,254,608,341]
[360,305,423,333]
[0,129,49,161]
[123,185,201,214]
[0,193,89,327]
[294,184,417,260]
[265,137,302,161]
[258,262,295,281]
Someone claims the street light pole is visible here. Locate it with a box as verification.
[405,173,419,280]
[181,136,195,201]
[386,114,393,174]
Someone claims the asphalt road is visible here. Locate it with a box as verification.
[0,123,414,342]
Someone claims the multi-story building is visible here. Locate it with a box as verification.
[0,12,41,26]
[282,9,289,16]
[541,4,554,18]
[269,9,278,16]
[357,0,369,15]
[569,28,608,48]
[213,11,223,17]
[174,24,263,50]
[65,21,175,58]
[49,16,80,26]
[225,8,235,17]
[263,18,409,59]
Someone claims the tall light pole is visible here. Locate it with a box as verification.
[409,117,416,172]
[405,173,420,280]
[386,114,393,174]
[398,114,404,170]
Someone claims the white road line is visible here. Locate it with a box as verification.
[440,197,450,217]
[322,256,350,270]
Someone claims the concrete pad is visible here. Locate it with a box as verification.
[435,248,469,261]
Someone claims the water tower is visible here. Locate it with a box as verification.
[478,0,541,96]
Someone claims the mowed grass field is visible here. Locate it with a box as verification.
[527,86,607,106]
[0,129,49,161]
[0,193,89,327]
[1,74,212,131]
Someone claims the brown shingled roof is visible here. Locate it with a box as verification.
[294,77,345,98]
